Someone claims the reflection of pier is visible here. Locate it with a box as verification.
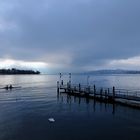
[57,92,116,114]
[57,81,140,109]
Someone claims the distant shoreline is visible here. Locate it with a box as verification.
[85,69,140,75]
[0,68,40,75]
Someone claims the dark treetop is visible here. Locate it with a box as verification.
[0,68,40,75]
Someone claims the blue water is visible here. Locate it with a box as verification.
[0,74,140,140]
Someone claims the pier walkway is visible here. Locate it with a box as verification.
[57,81,140,108]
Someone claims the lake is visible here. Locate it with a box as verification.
[0,74,140,140]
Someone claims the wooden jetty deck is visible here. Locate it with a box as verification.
[57,81,140,108]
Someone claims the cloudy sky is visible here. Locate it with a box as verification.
[0,0,140,73]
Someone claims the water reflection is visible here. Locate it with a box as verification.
[57,92,116,115]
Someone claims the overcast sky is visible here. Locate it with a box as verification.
[0,0,140,73]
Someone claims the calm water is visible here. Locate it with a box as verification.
[0,74,140,140]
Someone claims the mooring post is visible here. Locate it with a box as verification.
[59,73,62,82]
[61,80,63,86]
[94,85,96,96]
[79,83,81,93]
[113,86,115,101]
[67,82,69,92]
[100,88,103,99]
[69,73,71,86]
[57,81,59,93]
[105,90,107,100]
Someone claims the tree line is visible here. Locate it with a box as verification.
[0,68,40,74]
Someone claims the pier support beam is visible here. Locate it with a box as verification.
[105,90,107,100]
[113,86,115,101]
[100,88,103,99]
[94,85,96,97]
[61,80,63,86]
[79,83,81,92]
[57,81,59,93]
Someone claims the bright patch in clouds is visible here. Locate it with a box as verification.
[0,59,48,70]
[108,56,140,70]
[83,56,140,71]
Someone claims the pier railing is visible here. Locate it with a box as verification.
[57,81,140,102]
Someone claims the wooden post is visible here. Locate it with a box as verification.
[61,80,63,86]
[67,82,70,92]
[105,90,107,100]
[93,85,96,97]
[59,73,62,83]
[100,88,103,99]
[57,81,59,93]
[79,83,81,93]
[113,86,115,101]
[94,85,96,97]
[69,73,71,86]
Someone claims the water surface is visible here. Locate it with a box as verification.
[0,74,140,140]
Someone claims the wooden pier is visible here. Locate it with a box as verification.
[57,81,140,108]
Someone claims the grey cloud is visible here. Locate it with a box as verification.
[0,0,140,71]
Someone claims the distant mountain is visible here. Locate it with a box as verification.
[0,68,40,75]
[86,69,140,74]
